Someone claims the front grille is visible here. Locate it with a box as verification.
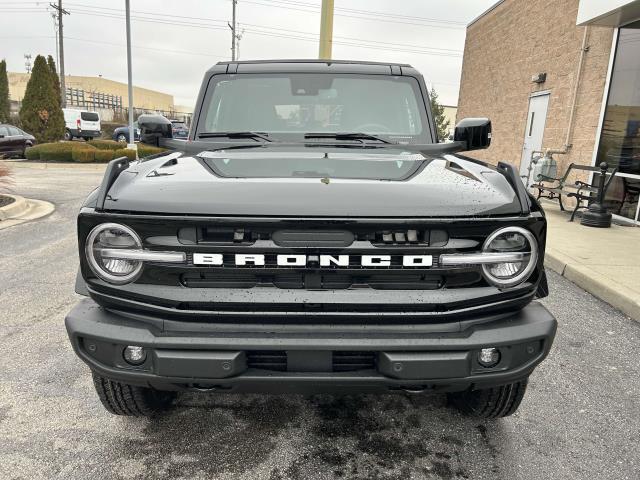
[179,271,481,290]
[246,351,287,371]
[332,351,376,372]
[245,350,376,372]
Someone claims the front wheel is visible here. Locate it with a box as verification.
[448,379,528,418]
[116,133,127,143]
[92,373,176,416]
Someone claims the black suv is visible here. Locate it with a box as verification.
[65,60,556,418]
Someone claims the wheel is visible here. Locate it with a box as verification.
[85,137,93,141]
[448,379,528,418]
[117,133,127,143]
[91,372,176,417]
[64,129,73,141]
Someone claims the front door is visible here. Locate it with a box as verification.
[520,92,550,185]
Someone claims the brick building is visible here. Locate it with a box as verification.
[457,0,640,224]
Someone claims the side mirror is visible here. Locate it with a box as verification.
[137,114,173,146]
[454,118,491,151]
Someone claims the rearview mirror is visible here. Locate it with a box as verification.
[453,118,491,151]
[137,114,173,146]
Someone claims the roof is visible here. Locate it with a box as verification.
[209,59,417,75]
[215,59,412,67]
[467,0,505,27]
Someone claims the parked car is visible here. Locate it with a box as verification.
[63,108,101,141]
[170,120,189,139]
[65,60,556,419]
[0,124,36,158]
[113,121,141,143]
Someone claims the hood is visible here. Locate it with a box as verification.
[103,145,522,217]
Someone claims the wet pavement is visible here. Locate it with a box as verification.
[1,163,638,479]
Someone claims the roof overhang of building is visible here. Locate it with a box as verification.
[577,0,640,27]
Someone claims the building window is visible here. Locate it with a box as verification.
[595,20,640,222]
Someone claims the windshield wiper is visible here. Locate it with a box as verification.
[304,132,393,144]
[198,131,272,142]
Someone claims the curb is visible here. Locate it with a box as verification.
[0,194,28,220]
[0,195,55,230]
[545,250,640,322]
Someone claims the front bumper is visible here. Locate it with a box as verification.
[65,299,557,393]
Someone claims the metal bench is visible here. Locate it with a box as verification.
[531,162,618,221]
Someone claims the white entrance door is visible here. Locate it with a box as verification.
[520,93,550,185]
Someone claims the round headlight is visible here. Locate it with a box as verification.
[482,226,538,288]
[85,223,143,284]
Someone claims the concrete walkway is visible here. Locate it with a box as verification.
[543,201,640,322]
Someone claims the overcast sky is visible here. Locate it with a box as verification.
[0,0,496,108]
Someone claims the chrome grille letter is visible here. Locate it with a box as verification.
[319,255,349,267]
[362,255,391,267]
[193,253,223,265]
[277,254,307,266]
[235,254,265,266]
[402,255,433,267]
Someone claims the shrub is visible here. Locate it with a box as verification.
[88,139,122,151]
[94,149,115,163]
[72,148,96,163]
[25,145,42,160]
[31,141,96,162]
[114,148,137,161]
[138,144,166,157]
[18,55,65,143]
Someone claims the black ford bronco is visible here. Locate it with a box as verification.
[65,60,556,418]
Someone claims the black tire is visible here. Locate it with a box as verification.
[64,129,73,141]
[116,133,127,143]
[92,372,176,417]
[448,379,528,419]
[85,137,93,141]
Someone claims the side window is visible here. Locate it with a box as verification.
[8,126,21,136]
[0,126,9,136]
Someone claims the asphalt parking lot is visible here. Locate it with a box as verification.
[1,163,639,480]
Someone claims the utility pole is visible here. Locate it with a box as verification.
[125,0,136,154]
[318,0,334,60]
[229,0,238,61]
[50,12,59,73]
[50,1,69,107]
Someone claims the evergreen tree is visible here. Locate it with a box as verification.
[429,87,450,142]
[0,60,10,123]
[19,55,65,142]
[47,55,62,108]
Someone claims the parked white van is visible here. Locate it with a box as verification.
[62,109,101,141]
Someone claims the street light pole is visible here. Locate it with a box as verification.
[318,0,334,60]
[125,0,136,155]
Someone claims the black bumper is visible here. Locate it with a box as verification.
[65,299,557,393]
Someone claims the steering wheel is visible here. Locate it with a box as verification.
[353,123,391,133]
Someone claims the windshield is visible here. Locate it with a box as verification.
[198,73,430,143]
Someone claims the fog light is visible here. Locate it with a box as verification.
[123,345,146,365]
[478,348,500,368]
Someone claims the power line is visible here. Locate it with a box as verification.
[59,5,463,57]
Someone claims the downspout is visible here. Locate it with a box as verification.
[525,27,590,185]
[545,25,590,156]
